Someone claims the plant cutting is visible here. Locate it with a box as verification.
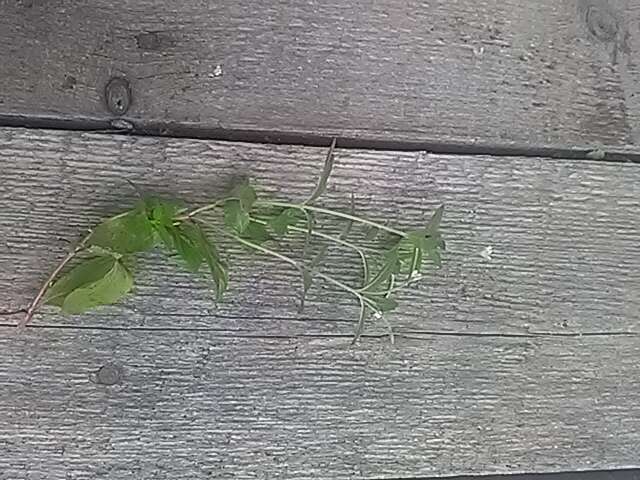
[19,140,445,342]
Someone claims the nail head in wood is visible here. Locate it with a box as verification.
[104,77,131,116]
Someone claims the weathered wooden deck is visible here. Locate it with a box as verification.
[1,1,640,479]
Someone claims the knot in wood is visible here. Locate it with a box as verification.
[93,364,123,386]
[585,5,618,43]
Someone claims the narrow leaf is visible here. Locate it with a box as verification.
[191,223,228,300]
[61,259,134,314]
[88,208,155,254]
[361,249,399,293]
[425,205,444,235]
[224,200,250,234]
[305,137,336,204]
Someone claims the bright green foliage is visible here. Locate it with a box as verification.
[87,207,155,254]
[33,140,446,344]
[45,255,133,314]
[224,200,251,234]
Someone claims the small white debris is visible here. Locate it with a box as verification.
[213,64,223,77]
[479,246,493,261]
[473,45,485,57]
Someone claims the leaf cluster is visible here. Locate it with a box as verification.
[38,139,446,343]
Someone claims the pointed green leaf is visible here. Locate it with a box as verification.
[426,205,444,235]
[373,296,398,313]
[170,223,204,272]
[361,249,399,293]
[305,137,336,204]
[231,182,257,211]
[267,208,302,235]
[224,200,250,234]
[190,223,228,300]
[88,208,155,254]
[242,221,271,245]
[364,225,379,242]
[45,256,118,307]
[60,259,134,314]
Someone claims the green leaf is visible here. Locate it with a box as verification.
[372,296,398,313]
[224,200,250,234]
[61,259,134,314]
[267,208,302,235]
[242,221,271,245]
[305,137,336,204]
[170,223,204,272]
[231,182,257,211]
[45,256,119,307]
[361,249,399,293]
[364,225,379,242]
[426,205,444,235]
[190,223,228,300]
[145,198,179,227]
[88,208,155,254]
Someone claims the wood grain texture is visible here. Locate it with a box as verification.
[2,0,640,151]
[1,128,640,337]
[2,328,640,479]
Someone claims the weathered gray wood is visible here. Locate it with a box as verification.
[1,128,639,337]
[1,328,640,479]
[2,0,640,152]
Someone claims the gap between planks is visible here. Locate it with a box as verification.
[1,119,640,165]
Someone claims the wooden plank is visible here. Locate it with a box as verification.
[1,128,639,336]
[2,328,640,479]
[2,0,640,152]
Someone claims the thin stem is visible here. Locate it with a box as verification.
[256,201,407,238]
[176,198,229,221]
[19,234,91,329]
[249,215,372,274]
[204,222,380,313]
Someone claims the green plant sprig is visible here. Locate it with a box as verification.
[19,140,445,343]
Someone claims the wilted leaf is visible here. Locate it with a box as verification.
[224,200,250,234]
[88,208,155,254]
[61,259,134,314]
[170,222,204,272]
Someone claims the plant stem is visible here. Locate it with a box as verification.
[205,222,380,314]
[249,216,372,277]
[255,201,408,238]
[176,199,229,222]
[19,235,91,329]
